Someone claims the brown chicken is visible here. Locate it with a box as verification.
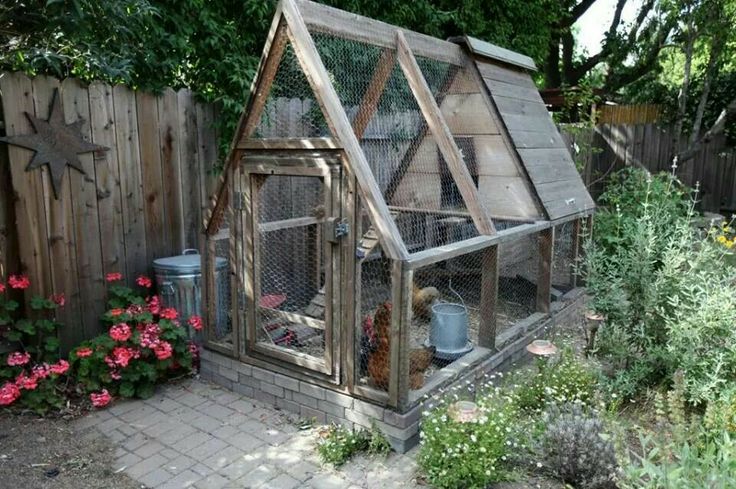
[367,302,436,390]
[412,284,440,321]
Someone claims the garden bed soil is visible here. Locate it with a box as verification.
[0,413,142,489]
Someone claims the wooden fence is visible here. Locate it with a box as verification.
[0,72,220,349]
[560,123,736,214]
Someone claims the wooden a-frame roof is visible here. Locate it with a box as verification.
[204,0,594,259]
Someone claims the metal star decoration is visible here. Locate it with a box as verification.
[0,89,108,199]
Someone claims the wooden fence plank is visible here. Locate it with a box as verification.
[112,84,148,279]
[158,89,185,254]
[31,75,82,346]
[136,91,167,263]
[60,77,106,340]
[177,89,202,250]
[88,82,126,279]
[0,73,53,298]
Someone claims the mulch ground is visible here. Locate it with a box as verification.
[0,412,142,489]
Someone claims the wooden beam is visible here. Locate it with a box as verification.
[282,0,408,260]
[536,227,554,313]
[352,49,396,139]
[238,137,340,150]
[261,308,326,331]
[388,259,403,407]
[395,31,495,236]
[397,265,413,410]
[205,11,288,236]
[294,0,464,66]
[259,216,320,233]
[478,245,498,349]
[406,221,550,270]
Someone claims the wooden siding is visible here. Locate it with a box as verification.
[0,72,220,349]
[475,61,596,220]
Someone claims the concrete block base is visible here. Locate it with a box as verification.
[201,288,587,453]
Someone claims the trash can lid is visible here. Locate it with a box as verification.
[153,250,227,273]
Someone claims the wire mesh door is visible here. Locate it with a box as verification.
[243,155,341,376]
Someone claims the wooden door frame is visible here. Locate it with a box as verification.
[240,150,342,379]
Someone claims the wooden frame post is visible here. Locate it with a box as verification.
[395,31,495,235]
[282,0,408,260]
[352,48,395,139]
[388,261,412,409]
[478,245,498,348]
[536,227,554,313]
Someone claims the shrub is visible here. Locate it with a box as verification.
[514,348,598,412]
[583,169,736,403]
[418,385,518,489]
[316,423,391,466]
[533,403,618,489]
[704,388,736,438]
[70,274,198,402]
[0,275,69,414]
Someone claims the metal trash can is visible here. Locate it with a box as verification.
[153,249,229,339]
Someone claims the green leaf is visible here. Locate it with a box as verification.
[15,319,35,334]
[136,382,155,399]
[44,336,60,352]
[2,300,19,312]
[30,296,53,310]
[5,330,22,342]
[119,382,135,398]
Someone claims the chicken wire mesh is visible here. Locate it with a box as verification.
[254,40,331,138]
[552,221,577,291]
[496,225,539,327]
[206,230,234,349]
[253,174,328,361]
[410,250,485,388]
[312,31,484,252]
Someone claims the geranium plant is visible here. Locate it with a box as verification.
[0,275,69,413]
[71,273,199,402]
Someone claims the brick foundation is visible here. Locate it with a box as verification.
[201,288,587,453]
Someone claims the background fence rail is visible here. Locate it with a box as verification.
[0,72,221,349]
[560,122,736,214]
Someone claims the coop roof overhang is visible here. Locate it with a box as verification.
[448,36,537,72]
[204,0,594,255]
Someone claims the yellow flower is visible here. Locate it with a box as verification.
[717,235,727,244]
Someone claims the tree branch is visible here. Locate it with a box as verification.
[569,0,600,23]
[678,97,736,163]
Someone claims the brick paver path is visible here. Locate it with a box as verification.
[73,378,421,488]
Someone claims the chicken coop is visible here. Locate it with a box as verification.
[199,0,594,449]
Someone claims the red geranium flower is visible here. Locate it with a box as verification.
[187,315,203,331]
[105,272,123,282]
[32,363,51,379]
[0,283,5,293]
[109,323,132,342]
[147,295,161,315]
[160,308,178,320]
[0,382,20,406]
[90,389,112,408]
[109,308,125,317]
[8,275,30,290]
[50,359,69,375]
[15,371,38,390]
[51,293,66,307]
[108,346,139,368]
[75,347,93,358]
[7,351,30,367]
[153,341,173,360]
[136,276,152,288]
